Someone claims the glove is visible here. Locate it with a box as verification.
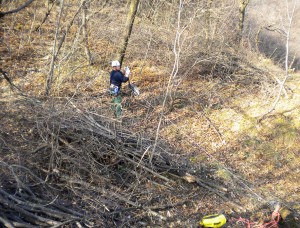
[124,66,130,77]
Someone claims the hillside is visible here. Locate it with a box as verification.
[247,0,300,70]
[1,0,300,227]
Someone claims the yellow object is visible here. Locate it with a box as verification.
[199,214,226,228]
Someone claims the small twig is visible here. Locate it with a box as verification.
[35,0,56,31]
[136,146,151,168]
[121,154,175,184]
[174,172,244,210]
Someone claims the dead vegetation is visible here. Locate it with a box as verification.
[1,0,300,227]
[0,96,248,227]
[1,86,299,227]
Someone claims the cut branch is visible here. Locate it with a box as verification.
[0,0,35,18]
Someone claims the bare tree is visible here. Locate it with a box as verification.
[204,0,213,48]
[259,0,296,120]
[238,0,250,42]
[152,0,184,158]
[117,0,140,66]
[45,0,64,96]
[82,0,93,65]
[45,0,87,95]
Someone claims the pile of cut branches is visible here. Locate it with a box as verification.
[0,161,85,227]
[0,99,238,227]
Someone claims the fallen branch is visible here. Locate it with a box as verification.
[0,0,35,18]
[0,194,60,226]
[180,172,244,210]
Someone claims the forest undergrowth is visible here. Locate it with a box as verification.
[1,66,299,227]
[1,1,300,227]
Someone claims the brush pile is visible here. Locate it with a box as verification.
[0,98,242,227]
[0,99,210,227]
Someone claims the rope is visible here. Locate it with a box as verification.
[230,209,280,228]
[261,211,280,228]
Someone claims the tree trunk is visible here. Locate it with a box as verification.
[204,0,213,48]
[45,0,64,96]
[237,0,250,42]
[116,0,140,66]
[82,0,93,65]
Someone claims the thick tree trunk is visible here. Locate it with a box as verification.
[116,0,140,66]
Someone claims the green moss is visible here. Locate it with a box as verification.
[285,152,296,161]
[215,168,232,182]
[241,137,262,148]
[257,142,275,158]
[270,116,299,148]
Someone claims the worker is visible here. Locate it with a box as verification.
[109,60,130,118]
[109,60,129,95]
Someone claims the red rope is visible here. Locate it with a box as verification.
[230,210,280,228]
[260,211,280,228]
[232,217,253,228]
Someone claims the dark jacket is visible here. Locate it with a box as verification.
[110,70,129,88]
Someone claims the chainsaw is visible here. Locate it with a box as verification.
[125,66,140,96]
